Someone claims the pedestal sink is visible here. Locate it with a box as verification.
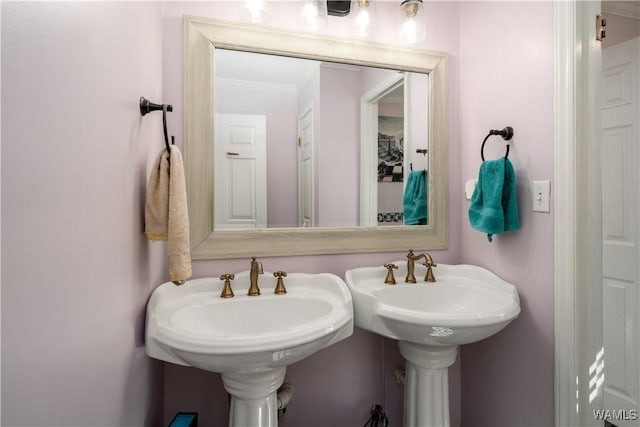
[146,271,353,427]
[345,262,520,427]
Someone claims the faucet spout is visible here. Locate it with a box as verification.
[405,249,437,283]
[248,257,263,296]
[405,249,418,283]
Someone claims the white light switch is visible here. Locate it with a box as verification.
[532,180,551,212]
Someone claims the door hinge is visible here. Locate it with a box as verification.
[596,14,607,41]
[298,137,301,147]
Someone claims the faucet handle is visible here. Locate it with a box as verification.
[220,273,235,298]
[274,271,288,295]
[422,262,437,283]
[384,264,398,285]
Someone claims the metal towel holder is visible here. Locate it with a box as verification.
[140,96,174,161]
[481,126,514,161]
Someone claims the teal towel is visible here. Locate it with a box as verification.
[468,158,520,242]
[403,170,428,225]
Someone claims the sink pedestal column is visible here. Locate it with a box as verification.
[221,368,286,427]
[398,342,457,427]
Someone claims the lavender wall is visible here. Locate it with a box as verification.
[160,2,462,426]
[2,2,559,426]
[458,2,555,425]
[318,65,361,227]
[1,2,166,425]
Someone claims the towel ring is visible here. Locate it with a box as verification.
[140,97,175,161]
[481,126,514,161]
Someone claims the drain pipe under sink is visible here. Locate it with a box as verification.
[394,367,406,385]
[277,383,294,418]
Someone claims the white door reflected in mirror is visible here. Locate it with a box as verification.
[214,114,267,229]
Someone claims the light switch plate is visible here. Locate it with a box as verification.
[532,180,551,212]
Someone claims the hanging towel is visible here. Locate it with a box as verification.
[468,158,520,242]
[145,145,192,283]
[403,170,428,225]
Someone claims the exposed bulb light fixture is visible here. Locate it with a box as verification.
[241,0,269,23]
[352,0,376,37]
[399,0,425,44]
[298,0,329,31]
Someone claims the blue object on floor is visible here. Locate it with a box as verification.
[168,412,197,427]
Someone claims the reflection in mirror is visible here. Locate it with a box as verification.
[184,16,448,259]
[214,49,428,229]
[377,89,407,226]
[359,70,429,227]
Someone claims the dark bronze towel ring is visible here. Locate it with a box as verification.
[140,96,174,161]
[481,126,514,161]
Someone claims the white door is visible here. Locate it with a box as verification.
[214,114,267,229]
[298,104,314,227]
[602,37,640,426]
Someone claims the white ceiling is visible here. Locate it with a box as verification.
[215,49,321,90]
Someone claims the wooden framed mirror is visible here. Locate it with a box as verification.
[184,15,448,259]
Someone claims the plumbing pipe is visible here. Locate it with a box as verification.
[277,383,294,410]
[394,367,406,385]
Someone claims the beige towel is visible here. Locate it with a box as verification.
[145,145,192,283]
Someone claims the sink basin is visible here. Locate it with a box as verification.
[146,271,353,427]
[345,263,520,346]
[345,262,520,427]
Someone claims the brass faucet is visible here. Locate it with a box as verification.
[405,249,437,283]
[248,257,263,296]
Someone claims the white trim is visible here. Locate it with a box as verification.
[554,1,579,425]
[319,62,362,72]
[360,72,406,226]
[555,1,604,426]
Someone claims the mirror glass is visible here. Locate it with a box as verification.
[214,49,429,229]
[184,17,448,259]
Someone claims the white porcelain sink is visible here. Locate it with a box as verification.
[146,270,353,427]
[346,263,520,346]
[345,261,520,427]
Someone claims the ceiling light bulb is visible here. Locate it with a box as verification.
[303,3,319,22]
[404,2,419,17]
[355,9,371,36]
[241,0,269,23]
[402,19,418,42]
[398,0,425,44]
[299,0,328,31]
[352,0,376,38]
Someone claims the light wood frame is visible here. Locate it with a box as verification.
[184,16,449,259]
